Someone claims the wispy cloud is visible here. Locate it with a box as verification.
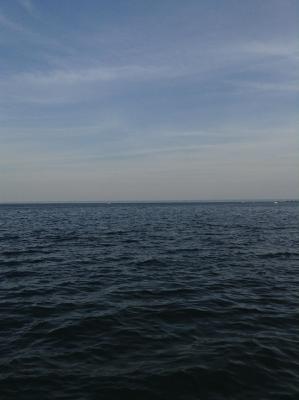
[0,11,25,32]
[225,79,299,93]
[0,35,296,108]
[17,64,178,85]
[18,0,36,16]
[235,40,299,58]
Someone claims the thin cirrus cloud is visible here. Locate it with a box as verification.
[0,0,298,201]
[2,41,297,108]
[18,0,36,16]
[0,11,24,32]
[17,64,177,85]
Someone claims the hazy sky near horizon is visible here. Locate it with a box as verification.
[0,0,298,201]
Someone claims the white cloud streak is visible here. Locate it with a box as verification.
[0,12,25,32]
[17,64,178,85]
[18,0,36,16]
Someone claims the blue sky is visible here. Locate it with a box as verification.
[0,0,298,201]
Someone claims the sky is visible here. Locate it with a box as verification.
[0,0,298,202]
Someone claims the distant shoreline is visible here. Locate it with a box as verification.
[0,199,298,205]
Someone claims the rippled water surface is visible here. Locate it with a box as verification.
[0,202,298,399]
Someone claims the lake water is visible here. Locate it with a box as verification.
[0,202,298,399]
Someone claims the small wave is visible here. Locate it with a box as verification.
[0,259,23,267]
[258,251,299,259]
[4,269,33,278]
[134,258,168,267]
[166,248,199,255]
[104,230,127,236]
[1,249,52,257]
[0,234,20,241]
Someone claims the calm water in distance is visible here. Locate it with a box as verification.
[0,202,298,399]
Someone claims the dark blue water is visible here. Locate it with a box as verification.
[0,202,298,400]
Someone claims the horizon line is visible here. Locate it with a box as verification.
[0,199,298,205]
